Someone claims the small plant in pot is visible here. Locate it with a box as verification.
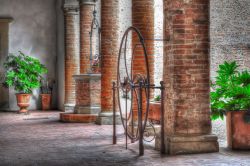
[148,94,161,123]
[40,79,54,110]
[154,95,161,102]
[2,51,47,114]
[211,61,250,149]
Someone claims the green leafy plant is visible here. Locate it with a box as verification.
[211,61,250,120]
[3,51,47,94]
[154,95,161,102]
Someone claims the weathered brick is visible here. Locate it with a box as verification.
[100,0,119,112]
[163,0,211,135]
[79,0,95,74]
[64,6,80,107]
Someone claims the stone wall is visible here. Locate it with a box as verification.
[154,0,163,96]
[210,0,250,77]
[210,0,250,145]
[0,0,64,110]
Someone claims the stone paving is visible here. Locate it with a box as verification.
[0,111,249,166]
[212,118,227,147]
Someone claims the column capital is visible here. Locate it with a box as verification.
[63,0,79,14]
[63,5,79,14]
[79,0,97,5]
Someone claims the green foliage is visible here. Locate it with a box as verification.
[211,61,250,120]
[154,95,161,102]
[3,51,47,94]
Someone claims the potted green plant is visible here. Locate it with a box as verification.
[3,51,47,113]
[211,61,250,149]
[40,79,54,110]
[148,95,161,123]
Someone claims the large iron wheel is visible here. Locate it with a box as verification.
[117,26,151,142]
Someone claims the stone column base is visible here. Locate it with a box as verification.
[74,105,101,114]
[96,112,121,125]
[64,104,75,113]
[156,134,219,155]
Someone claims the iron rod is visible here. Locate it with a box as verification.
[138,81,144,156]
[131,91,135,143]
[160,81,165,154]
[113,82,117,144]
[125,88,128,149]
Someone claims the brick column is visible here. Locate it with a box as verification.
[159,0,219,154]
[131,0,154,119]
[79,0,95,74]
[132,0,154,88]
[63,3,80,112]
[96,0,120,125]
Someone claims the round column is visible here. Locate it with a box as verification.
[132,0,155,118]
[159,0,219,154]
[132,0,154,90]
[63,4,80,111]
[79,0,95,74]
[96,0,119,125]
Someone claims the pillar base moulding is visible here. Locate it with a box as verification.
[64,4,79,14]
[79,0,96,5]
[155,134,219,155]
[96,112,121,125]
[74,105,100,114]
[64,104,75,113]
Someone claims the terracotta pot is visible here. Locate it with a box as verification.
[41,94,51,110]
[149,102,161,122]
[16,94,31,113]
[226,111,250,150]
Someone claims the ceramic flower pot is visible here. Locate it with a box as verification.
[16,94,31,113]
[41,94,51,110]
[149,101,161,123]
[227,111,250,149]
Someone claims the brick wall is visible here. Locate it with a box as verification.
[163,0,211,135]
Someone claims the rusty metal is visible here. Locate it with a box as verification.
[112,26,165,156]
[112,82,116,145]
[160,81,165,154]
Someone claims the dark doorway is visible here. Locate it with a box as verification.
[0,19,11,111]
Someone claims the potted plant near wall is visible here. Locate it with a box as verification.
[3,51,47,114]
[211,61,250,149]
[40,79,54,110]
[148,95,161,123]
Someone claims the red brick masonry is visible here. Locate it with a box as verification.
[64,6,80,107]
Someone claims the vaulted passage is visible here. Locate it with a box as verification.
[0,0,250,165]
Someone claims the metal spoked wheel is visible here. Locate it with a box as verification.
[117,26,151,143]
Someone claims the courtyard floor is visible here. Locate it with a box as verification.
[0,111,249,166]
